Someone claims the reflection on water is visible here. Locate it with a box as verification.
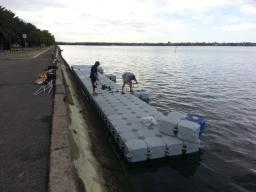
[61,45,256,192]
[126,153,202,177]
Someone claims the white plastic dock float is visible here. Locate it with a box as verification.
[72,65,205,163]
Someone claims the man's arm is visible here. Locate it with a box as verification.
[92,66,99,80]
[95,72,99,80]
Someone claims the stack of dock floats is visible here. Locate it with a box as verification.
[72,65,205,163]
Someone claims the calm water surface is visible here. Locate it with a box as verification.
[61,45,256,192]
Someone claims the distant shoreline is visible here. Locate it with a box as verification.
[57,42,256,47]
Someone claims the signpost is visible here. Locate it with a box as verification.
[22,34,27,48]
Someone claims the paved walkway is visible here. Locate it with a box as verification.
[0,48,54,192]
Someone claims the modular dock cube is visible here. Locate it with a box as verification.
[144,137,166,159]
[183,140,201,154]
[162,136,183,156]
[177,120,200,142]
[159,111,187,136]
[124,139,148,162]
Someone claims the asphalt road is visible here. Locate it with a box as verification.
[0,48,53,192]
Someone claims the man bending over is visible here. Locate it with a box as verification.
[122,72,138,94]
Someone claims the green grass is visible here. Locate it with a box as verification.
[0,47,51,59]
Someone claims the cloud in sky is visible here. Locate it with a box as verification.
[241,4,256,15]
[220,23,256,31]
[1,0,256,42]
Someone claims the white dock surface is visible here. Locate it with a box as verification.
[72,65,201,162]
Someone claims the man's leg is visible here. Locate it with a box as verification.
[93,86,96,95]
[91,78,97,96]
[128,82,133,92]
[122,81,126,94]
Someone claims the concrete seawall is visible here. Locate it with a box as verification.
[54,49,131,192]
[48,47,78,192]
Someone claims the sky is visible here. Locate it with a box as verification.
[1,0,256,42]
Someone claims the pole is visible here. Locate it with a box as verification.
[22,34,27,49]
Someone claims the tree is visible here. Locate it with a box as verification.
[0,6,55,50]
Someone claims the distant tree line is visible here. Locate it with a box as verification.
[57,41,256,46]
[0,6,55,50]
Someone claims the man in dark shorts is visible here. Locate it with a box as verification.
[90,61,100,96]
[121,72,138,94]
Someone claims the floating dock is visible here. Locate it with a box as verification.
[72,65,205,163]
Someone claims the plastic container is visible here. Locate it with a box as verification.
[98,67,104,74]
[105,74,116,82]
[186,115,206,134]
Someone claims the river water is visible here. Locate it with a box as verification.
[61,45,256,192]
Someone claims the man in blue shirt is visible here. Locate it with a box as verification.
[90,61,100,96]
